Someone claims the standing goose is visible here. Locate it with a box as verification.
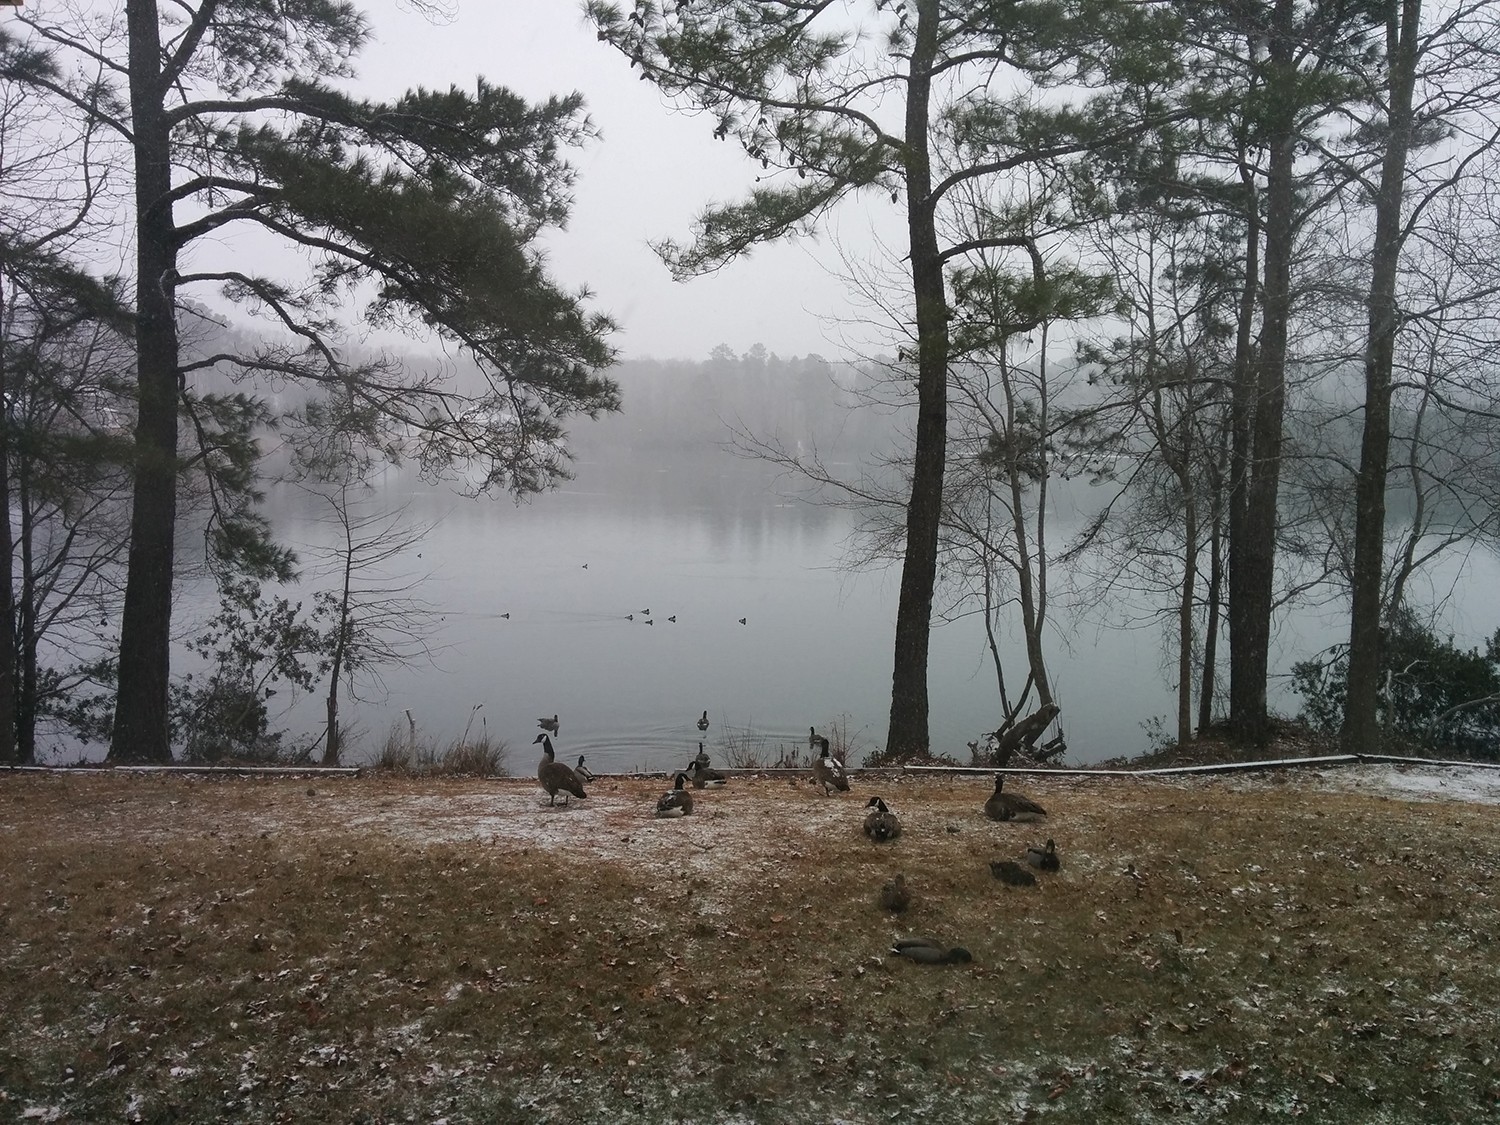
[812,739,849,796]
[862,796,902,842]
[655,772,694,818]
[687,759,728,789]
[537,714,560,736]
[1025,838,1060,871]
[534,733,587,807]
[697,710,710,732]
[984,775,1047,822]
[575,755,599,784]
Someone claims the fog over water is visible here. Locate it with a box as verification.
[124,351,1496,772]
[256,456,1178,771]
[235,447,1498,774]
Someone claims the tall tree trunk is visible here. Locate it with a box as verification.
[0,265,17,764]
[1227,141,1261,743]
[886,0,947,759]
[1344,0,1421,753]
[1230,0,1296,746]
[110,0,180,762]
[16,451,36,764]
[1178,488,1198,746]
[1198,483,1225,735]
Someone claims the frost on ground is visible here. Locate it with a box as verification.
[1220,761,1500,806]
[4,763,1499,1124]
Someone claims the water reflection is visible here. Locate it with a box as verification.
[199,458,1500,772]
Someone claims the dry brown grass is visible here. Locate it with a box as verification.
[2,768,1498,1123]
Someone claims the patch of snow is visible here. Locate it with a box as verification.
[1299,763,1500,806]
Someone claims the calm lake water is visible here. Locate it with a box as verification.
[193,454,1500,773]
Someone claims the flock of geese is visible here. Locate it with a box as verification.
[532,714,1063,968]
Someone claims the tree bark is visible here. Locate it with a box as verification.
[0,264,17,764]
[1229,0,1296,746]
[1343,0,1421,753]
[1198,482,1225,735]
[886,0,947,759]
[109,0,180,762]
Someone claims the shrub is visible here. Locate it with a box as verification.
[1292,606,1500,758]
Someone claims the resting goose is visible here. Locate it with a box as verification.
[862,796,902,842]
[575,755,599,784]
[537,714,560,735]
[655,772,694,818]
[984,775,1047,822]
[1025,838,1060,871]
[687,759,728,789]
[534,733,586,807]
[989,860,1037,886]
[889,939,972,965]
[812,741,849,796]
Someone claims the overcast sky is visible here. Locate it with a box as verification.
[350,1,900,363]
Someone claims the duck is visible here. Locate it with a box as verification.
[889,939,972,965]
[697,710,710,732]
[537,714,560,735]
[1025,838,1060,871]
[812,740,849,796]
[534,733,587,806]
[862,796,902,842]
[655,772,694,818]
[990,860,1037,886]
[984,774,1047,822]
[687,759,728,789]
[879,873,911,913]
[575,755,599,784]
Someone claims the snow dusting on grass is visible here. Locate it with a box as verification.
[3,763,1498,1122]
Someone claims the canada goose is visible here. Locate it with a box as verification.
[688,759,728,789]
[808,726,818,749]
[693,741,712,768]
[575,755,599,784]
[534,733,587,806]
[1025,838,1060,871]
[738,617,747,625]
[639,608,651,615]
[812,742,849,796]
[990,860,1037,886]
[879,873,911,913]
[889,939,972,965]
[667,615,676,622]
[697,710,710,732]
[655,772,693,818]
[863,797,902,842]
[537,714,560,736]
[984,775,1047,822]
[499,612,510,619]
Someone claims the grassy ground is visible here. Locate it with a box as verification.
[2,768,1498,1123]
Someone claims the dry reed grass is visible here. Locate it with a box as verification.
[1,768,1497,1122]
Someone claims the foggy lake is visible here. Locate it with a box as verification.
[240,451,1500,774]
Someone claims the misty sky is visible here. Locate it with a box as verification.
[354,1,902,363]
